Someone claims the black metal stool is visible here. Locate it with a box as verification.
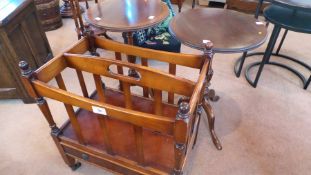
[254,0,289,54]
[235,4,311,89]
[235,0,289,78]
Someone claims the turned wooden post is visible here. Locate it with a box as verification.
[19,60,81,170]
[203,41,214,84]
[19,61,60,134]
[203,41,219,101]
[83,25,99,56]
[192,79,206,149]
[174,102,190,175]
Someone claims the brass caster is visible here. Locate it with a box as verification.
[70,162,81,171]
[206,89,219,102]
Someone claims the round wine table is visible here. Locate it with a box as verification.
[85,0,169,32]
[169,8,267,53]
[238,2,311,89]
[85,0,169,77]
[169,8,268,150]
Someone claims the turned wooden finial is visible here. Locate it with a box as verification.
[83,24,100,56]
[19,60,32,76]
[203,40,214,59]
[176,102,190,120]
[174,103,189,175]
[177,97,190,106]
[84,22,90,30]
[203,40,213,50]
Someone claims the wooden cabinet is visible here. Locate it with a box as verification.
[0,0,53,103]
[227,0,270,14]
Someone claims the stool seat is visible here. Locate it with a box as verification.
[264,5,311,34]
[273,0,311,12]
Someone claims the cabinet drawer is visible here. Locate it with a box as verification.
[62,144,163,175]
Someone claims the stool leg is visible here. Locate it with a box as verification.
[275,29,288,55]
[304,75,311,89]
[252,26,282,87]
[235,51,248,77]
[255,0,264,19]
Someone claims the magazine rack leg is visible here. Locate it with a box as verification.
[19,61,82,171]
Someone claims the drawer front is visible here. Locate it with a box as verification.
[170,0,185,4]
[62,145,161,175]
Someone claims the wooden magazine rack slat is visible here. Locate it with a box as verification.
[19,32,220,175]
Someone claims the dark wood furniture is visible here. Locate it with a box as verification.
[0,0,53,103]
[69,0,109,40]
[227,0,270,14]
[60,0,84,18]
[85,0,169,32]
[20,33,216,175]
[34,0,62,31]
[240,2,311,89]
[121,0,181,55]
[85,0,169,77]
[169,8,268,149]
[171,0,185,12]
[169,8,267,53]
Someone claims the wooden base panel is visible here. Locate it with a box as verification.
[58,88,179,174]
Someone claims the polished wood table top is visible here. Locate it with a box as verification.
[169,8,267,53]
[85,0,169,32]
[273,0,311,11]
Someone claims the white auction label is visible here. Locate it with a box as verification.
[92,106,107,115]
[95,17,101,21]
[203,40,211,44]
[148,16,155,20]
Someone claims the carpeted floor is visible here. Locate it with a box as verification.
[1,0,311,175]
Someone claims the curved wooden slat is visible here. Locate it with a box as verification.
[63,53,196,97]
[94,36,204,69]
[35,38,89,82]
[32,80,175,135]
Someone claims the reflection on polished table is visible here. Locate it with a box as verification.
[169,8,267,53]
[169,8,267,150]
[85,0,169,77]
[85,0,169,32]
